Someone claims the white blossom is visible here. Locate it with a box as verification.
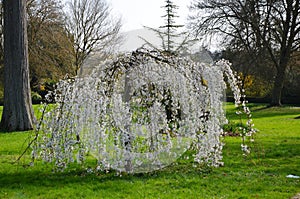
[32,48,255,173]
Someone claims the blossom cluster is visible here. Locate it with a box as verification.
[32,48,255,173]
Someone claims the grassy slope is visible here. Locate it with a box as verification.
[0,104,299,199]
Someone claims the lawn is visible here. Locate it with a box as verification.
[0,103,299,198]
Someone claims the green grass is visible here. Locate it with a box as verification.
[0,103,299,198]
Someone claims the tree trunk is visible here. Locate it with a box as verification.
[270,68,285,106]
[1,0,36,131]
[270,55,289,106]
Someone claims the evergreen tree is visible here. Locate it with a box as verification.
[142,0,193,55]
[160,0,183,53]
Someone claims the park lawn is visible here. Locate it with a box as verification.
[0,103,299,199]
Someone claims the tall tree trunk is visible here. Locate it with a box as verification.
[270,53,289,106]
[1,0,36,131]
[270,67,285,106]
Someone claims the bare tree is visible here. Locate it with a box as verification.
[65,0,122,75]
[1,0,35,131]
[189,0,300,106]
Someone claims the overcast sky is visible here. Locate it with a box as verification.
[108,0,192,32]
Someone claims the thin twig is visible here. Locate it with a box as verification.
[15,103,48,163]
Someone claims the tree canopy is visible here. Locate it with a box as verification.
[0,0,123,102]
[65,0,122,75]
[189,0,300,105]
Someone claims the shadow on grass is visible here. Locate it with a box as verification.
[0,161,211,191]
[226,103,300,120]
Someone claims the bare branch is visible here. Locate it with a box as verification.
[65,0,122,74]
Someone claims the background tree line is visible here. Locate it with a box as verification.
[189,0,300,105]
[1,0,299,131]
[0,0,121,103]
[1,0,299,105]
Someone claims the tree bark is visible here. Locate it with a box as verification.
[270,67,285,106]
[1,0,36,131]
[270,51,290,106]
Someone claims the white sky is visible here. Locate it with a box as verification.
[108,0,192,32]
